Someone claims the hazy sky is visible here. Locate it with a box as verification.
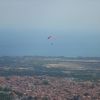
[0,0,100,57]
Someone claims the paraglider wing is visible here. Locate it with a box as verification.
[47,36,56,45]
[48,36,51,39]
[48,36,56,39]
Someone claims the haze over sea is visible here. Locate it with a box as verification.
[0,1,100,57]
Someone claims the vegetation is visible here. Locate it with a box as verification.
[0,92,14,100]
[0,86,14,100]
[42,97,48,100]
[84,92,89,96]
[0,56,100,81]
[42,80,49,85]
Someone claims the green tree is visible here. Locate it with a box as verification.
[90,85,94,89]
[0,92,14,100]
[42,97,48,100]
[28,96,33,100]
[84,92,89,96]
[42,80,49,85]
[33,96,38,100]
[0,86,3,91]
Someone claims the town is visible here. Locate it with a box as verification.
[0,56,100,100]
[0,75,100,100]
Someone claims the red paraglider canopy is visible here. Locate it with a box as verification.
[48,36,56,39]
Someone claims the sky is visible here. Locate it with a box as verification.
[0,0,100,57]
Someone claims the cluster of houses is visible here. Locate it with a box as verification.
[0,75,100,100]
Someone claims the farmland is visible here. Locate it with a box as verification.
[0,56,100,81]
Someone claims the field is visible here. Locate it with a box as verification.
[0,56,100,81]
[45,59,100,70]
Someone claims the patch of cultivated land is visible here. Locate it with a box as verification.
[45,59,100,70]
[0,56,100,81]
